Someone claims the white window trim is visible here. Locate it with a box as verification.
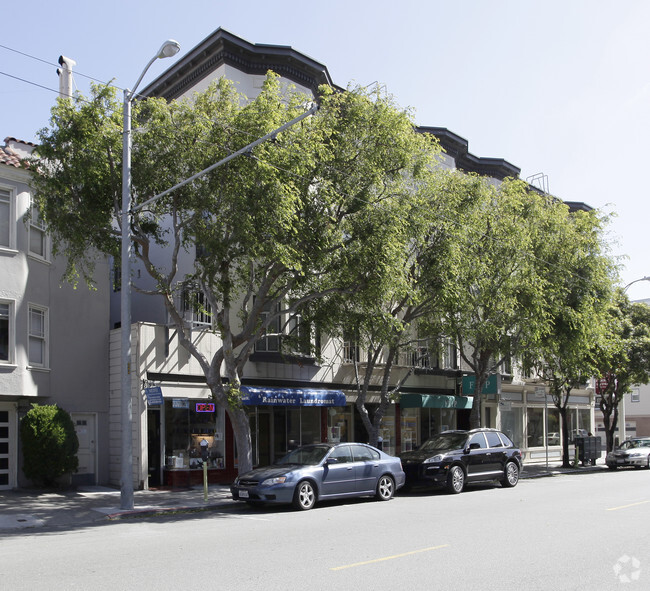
[0,184,16,252]
[28,200,49,262]
[27,303,49,369]
[0,300,16,365]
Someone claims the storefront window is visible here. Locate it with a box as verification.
[328,406,351,443]
[501,406,523,448]
[379,407,395,455]
[578,408,591,434]
[400,408,418,452]
[164,399,225,470]
[418,408,456,442]
[548,408,560,445]
[527,407,545,448]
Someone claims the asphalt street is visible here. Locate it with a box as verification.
[1,462,648,590]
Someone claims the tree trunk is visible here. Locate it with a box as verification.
[559,407,571,468]
[227,406,253,474]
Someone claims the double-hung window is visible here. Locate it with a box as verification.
[0,302,12,364]
[29,204,47,259]
[28,305,48,367]
[0,187,12,249]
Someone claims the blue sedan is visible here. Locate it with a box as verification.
[231,442,406,510]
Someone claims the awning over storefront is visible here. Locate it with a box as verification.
[241,386,346,407]
[400,393,474,409]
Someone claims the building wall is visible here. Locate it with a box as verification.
[1,138,111,488]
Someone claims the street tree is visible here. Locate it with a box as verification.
[313,168,468,447]
[441,176,563,429]
[530,206,616,466]
[31,74,441,473]
[594,294,650,453]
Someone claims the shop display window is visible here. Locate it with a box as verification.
[500,406,523,448]
[164,398,225,470]
[328,406,351,443]
[400,408,418,451]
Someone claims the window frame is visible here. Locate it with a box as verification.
[0,300,15,365]
[28,202,48,260]
[27,304,49,368]
[0,185,15,251]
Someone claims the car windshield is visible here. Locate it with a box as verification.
[419,433,468,452]
[620,439,650,450]
[276,445,331,466]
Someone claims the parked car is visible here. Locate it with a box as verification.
[399,429,523,494]
[230,442,406,510]
[606,438,650,469]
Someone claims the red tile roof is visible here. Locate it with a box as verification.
[1,137,36,168]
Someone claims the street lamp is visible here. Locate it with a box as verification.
[623,276,650,292]
[121,39,180,510]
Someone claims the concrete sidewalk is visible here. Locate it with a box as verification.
[0,461,608,533]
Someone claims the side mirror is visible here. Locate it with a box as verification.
[326,457,339,465]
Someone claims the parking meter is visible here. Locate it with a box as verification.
[200,438,209,462]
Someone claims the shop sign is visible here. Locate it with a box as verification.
[145,386,163,405]
[462,374,500,395]
[172,398,189,409]
[241,386,346,407]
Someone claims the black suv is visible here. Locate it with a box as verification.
[399,429,523,494]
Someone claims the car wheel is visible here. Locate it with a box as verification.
[292,480,316,511]
[501,461,519,488]
[446,465,465,494]
[607,464,618,470]
[376,475,395,501]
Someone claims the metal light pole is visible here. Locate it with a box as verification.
[623,276,650,292]
[121,39,180,510]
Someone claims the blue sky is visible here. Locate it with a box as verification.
[3,0,650,298]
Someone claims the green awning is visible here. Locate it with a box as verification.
[400,393,474,409]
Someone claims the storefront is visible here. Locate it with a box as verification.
[241,386,346,465]
[399,393,473,449]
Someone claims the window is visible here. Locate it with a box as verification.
[255,303,280,352]
[527,408,544,448]
[29,203,47,259]
[329,445,353,463]
[485,431,503,448]
[468,433,488,448]
[342,331,359,364]
[0,303,12,363]
[631,389,640,403]
[351,444,379,462]
[181,283,212,328]
[0,187,12,249]
[28,305,48,367]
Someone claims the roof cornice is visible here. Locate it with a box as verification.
[141,28,336,100]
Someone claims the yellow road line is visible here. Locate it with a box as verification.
[330,544,450,571]
[606,500,650,511]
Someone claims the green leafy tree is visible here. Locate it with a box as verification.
[531,207,615,466]
[441,176,556,428]
[594,294,650,453]
[20,404,79,487]
[32,75,441,474]
[316,168,471,447]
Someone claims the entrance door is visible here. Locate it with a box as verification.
[147,409,162,487]
[72,413,96,485]
[0,406,13,489]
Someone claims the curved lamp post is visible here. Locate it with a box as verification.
[121,39,180,510]
[623,276,650,292]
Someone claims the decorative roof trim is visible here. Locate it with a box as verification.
[419,126,520,181]
[141,28,336,101]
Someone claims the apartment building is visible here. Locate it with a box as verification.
[0,137,111,488]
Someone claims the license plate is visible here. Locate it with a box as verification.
[238,489,249,499]
[617,460,624,464]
